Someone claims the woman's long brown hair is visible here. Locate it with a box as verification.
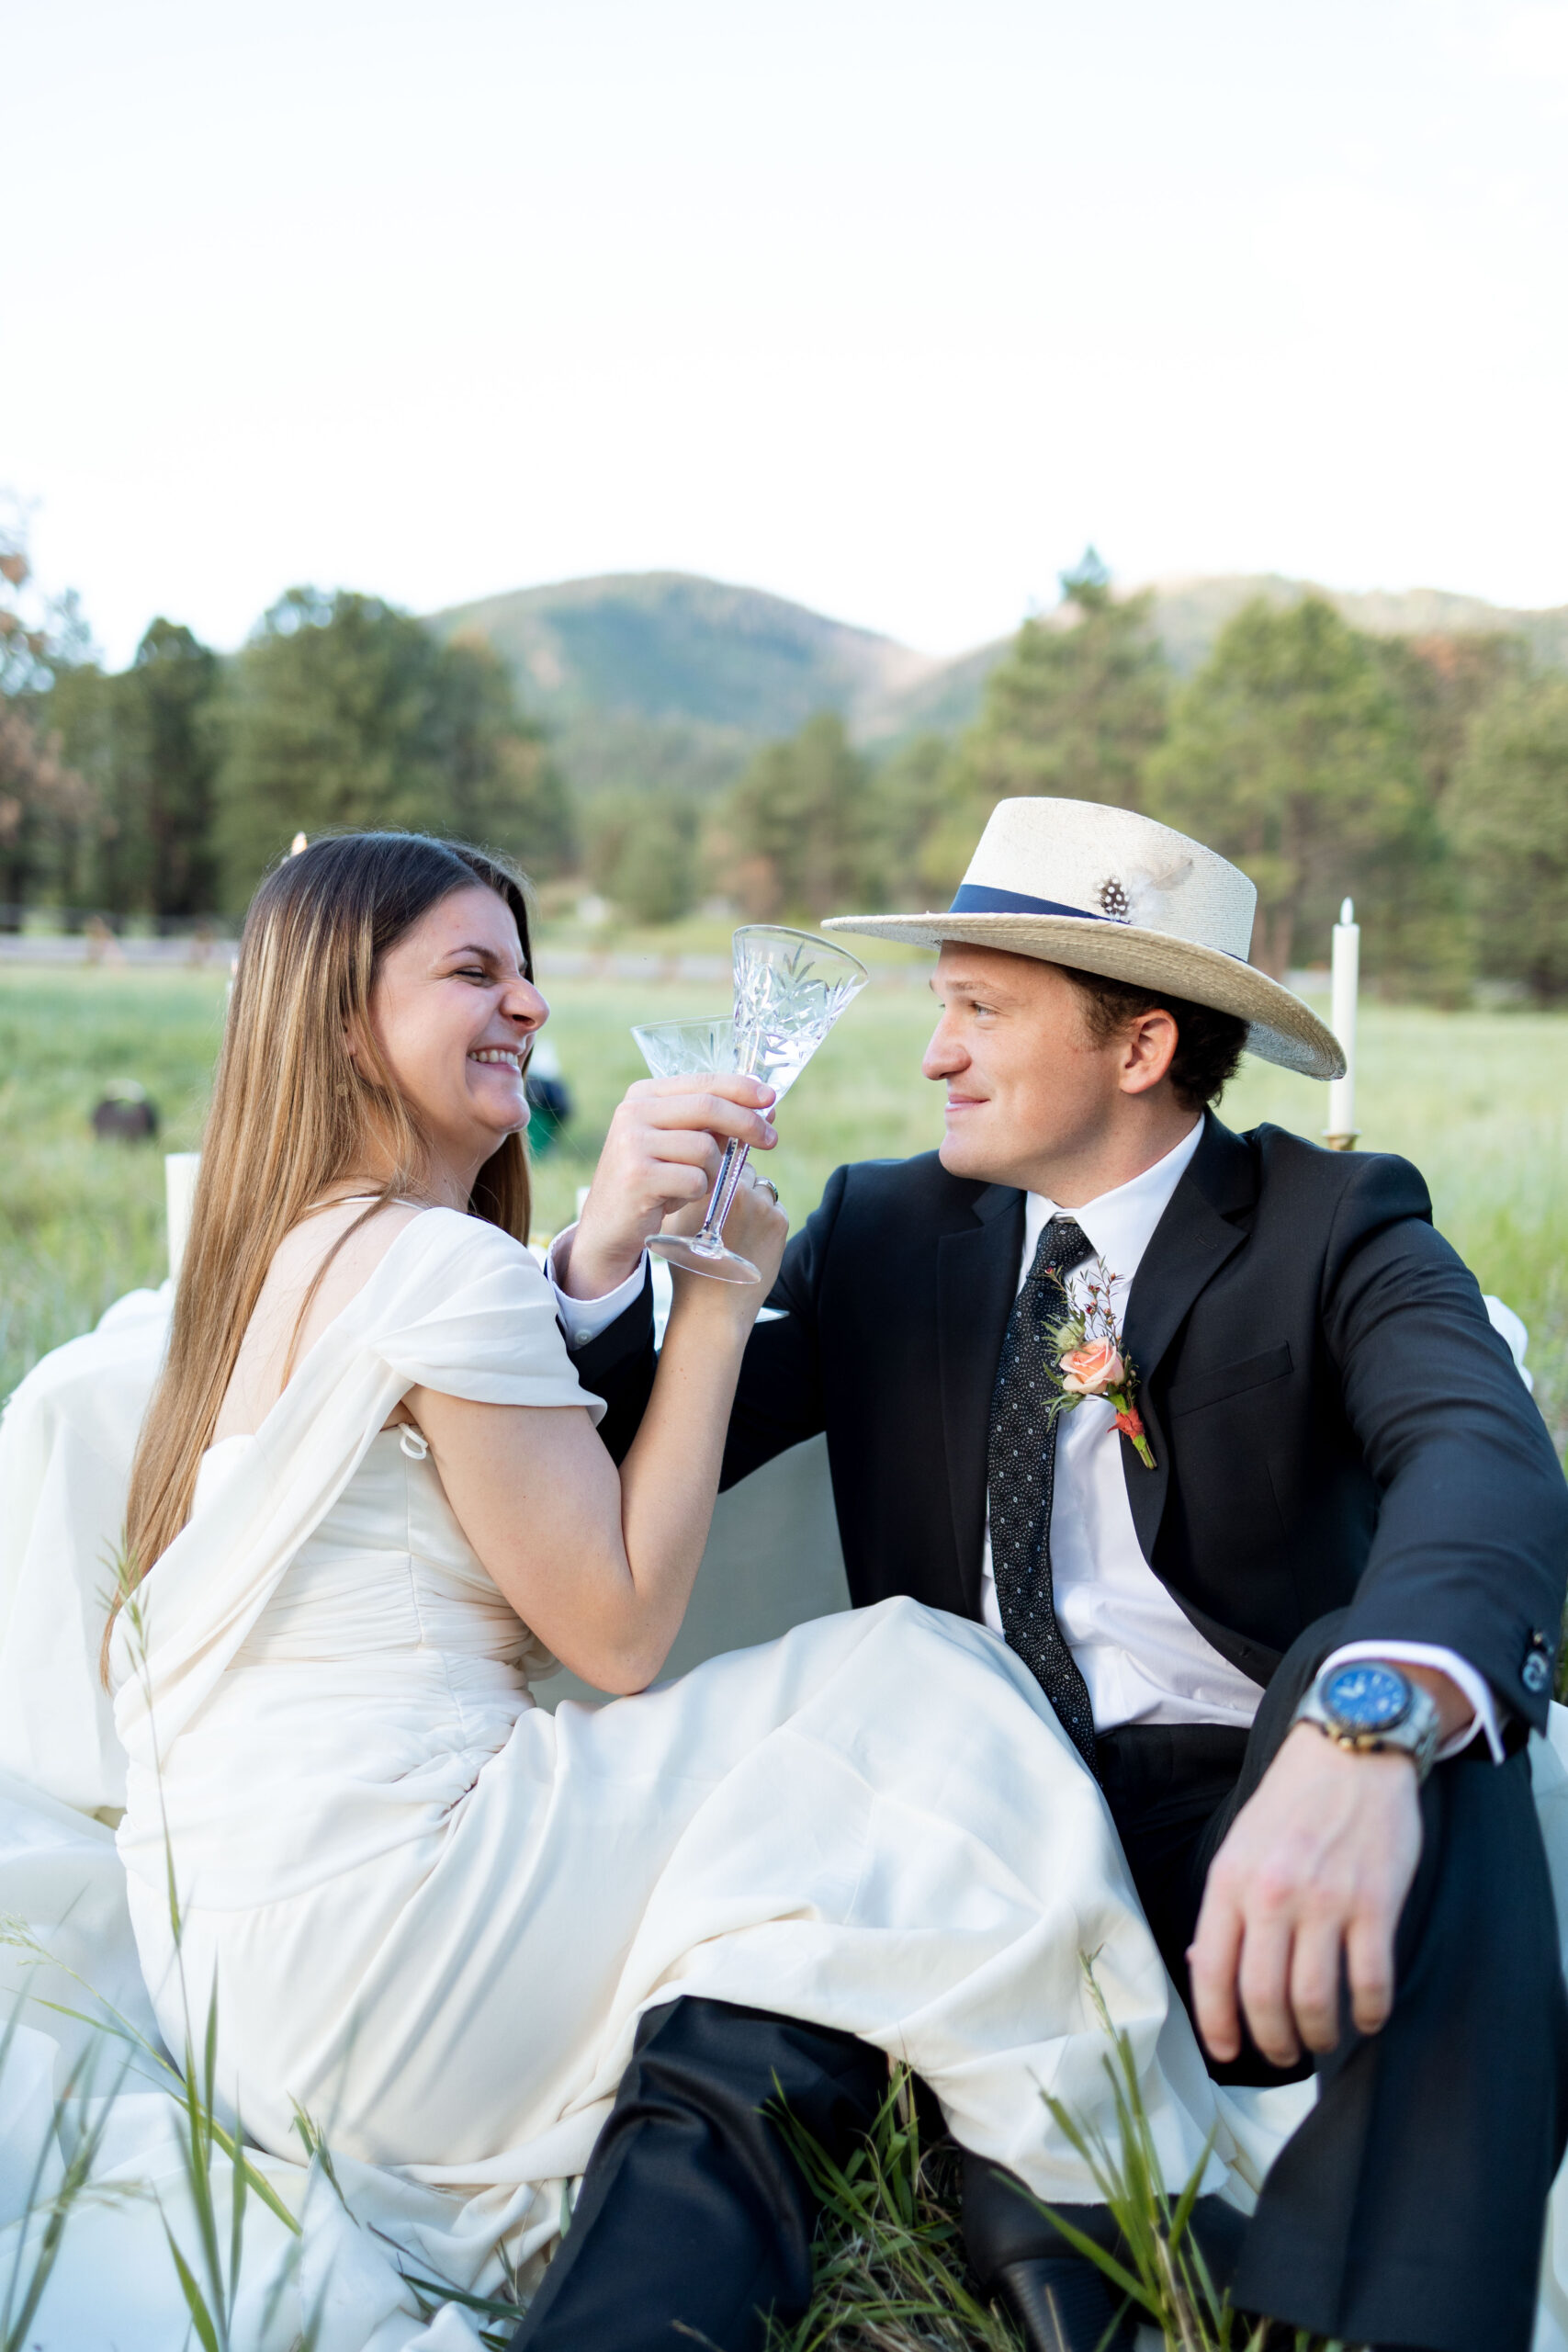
[107,832,534,1679]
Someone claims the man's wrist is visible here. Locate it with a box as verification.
[1396,1662,1473,1744]
[1292,1660,1443,1781]
[547,1225,650,1351]
[556,1221,647,1303]
[1322,1641,1503,1760]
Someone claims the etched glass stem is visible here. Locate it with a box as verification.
[699,1137,752,1247]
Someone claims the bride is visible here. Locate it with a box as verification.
[108,830,1225,2341]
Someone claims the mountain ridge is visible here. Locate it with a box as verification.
[427,567,1568,797]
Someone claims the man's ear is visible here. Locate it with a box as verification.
[1119,1007,1179,1097]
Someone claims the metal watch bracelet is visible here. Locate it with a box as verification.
[1292,1663,1444,1783]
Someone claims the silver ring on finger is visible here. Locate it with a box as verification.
[758,1178,779,1205]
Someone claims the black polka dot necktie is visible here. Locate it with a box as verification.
[987,1214,1100,1774]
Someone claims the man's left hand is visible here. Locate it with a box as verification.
[1187,1657,1474,2068]
[1188,1724,1424,2067]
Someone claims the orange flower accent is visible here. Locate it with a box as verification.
[1060,1336,1125,1396]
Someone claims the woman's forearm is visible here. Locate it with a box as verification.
[415,1188,786,1694]
[608,1289,752,1683]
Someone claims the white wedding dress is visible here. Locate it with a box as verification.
[111,1205,1227,2214]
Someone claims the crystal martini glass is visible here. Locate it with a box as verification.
[631,927,869,1283]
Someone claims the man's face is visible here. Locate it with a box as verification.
[922,944,1128,1189]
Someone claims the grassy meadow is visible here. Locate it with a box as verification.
[3,963,1567,1462]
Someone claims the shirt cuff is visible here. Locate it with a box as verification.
[546,1224,649,1350]
[1322,1641,1507,1765]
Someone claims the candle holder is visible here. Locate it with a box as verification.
[1323,1131,1359,1152]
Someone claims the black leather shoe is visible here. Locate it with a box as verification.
[993,2255,1136,2352]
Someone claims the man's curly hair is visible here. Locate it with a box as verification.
[1058,964,1248,1112]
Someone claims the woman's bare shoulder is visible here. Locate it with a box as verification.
[269,1198,426,1291]
[215,1201,428,1440]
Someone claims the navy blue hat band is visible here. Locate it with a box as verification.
[945,878,1246,961]
[947,883,1110,921]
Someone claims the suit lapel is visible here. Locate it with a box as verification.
[938,1182,1024,1618]
[1121,1114,1258,1564]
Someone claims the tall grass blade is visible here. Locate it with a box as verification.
[0,1923,301,2242]
[2,2032,138,2352]
[162,2217,222,2352]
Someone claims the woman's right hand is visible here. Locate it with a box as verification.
[561,1074,778,1303]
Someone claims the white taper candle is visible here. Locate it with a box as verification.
[165,1152,201,1283]
[1325,898,1359,1146]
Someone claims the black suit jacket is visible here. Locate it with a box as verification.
[577,1114,1568,1734]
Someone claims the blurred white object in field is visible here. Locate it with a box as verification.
[164,1152,200,1283]
[1486,1295,1536,1393]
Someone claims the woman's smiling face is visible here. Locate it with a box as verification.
[362,884,548,1191]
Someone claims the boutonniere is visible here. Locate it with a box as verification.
[1043,1256,1156,1470]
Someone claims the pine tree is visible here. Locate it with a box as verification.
[919,549,1169,899]
[212,590,573,910]
[1449,671,1568,1002]
[712,712,873,921]
[1150,596,1442,984]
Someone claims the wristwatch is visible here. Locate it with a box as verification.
[1292,1661,1443,1782]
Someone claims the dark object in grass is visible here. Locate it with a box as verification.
[525,1049,572,1158]
[90,1081,159,1142]
[991,2250,1134,2350]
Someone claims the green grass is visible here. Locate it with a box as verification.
[5,964,1564,1450]
[0,968,228,1397]
[3,967,1567,1436]
[767,2070,1024,2352]
[770,2016,1354,2352]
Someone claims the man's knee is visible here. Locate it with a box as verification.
[1401,1747,1568,2090]
[621,1996,889,2163]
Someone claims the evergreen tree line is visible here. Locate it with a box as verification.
[5,520,1566,1000]
[0,548,576,923]
[606,555,1568,1001]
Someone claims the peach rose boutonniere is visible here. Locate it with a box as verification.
[1044,1257,1156,1470]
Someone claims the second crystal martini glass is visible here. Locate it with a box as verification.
[632,926,869,1283]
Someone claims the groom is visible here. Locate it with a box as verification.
[520,798,1568,2352]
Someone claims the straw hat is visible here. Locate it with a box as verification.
[824,797,1345,1080]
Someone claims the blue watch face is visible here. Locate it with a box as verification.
[1322,1664,1411,1733]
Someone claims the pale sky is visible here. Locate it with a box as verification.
[6,0,1567,669]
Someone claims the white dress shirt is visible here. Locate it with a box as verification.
[976,1123,1500,1758]
[550,1151,1501,1758]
